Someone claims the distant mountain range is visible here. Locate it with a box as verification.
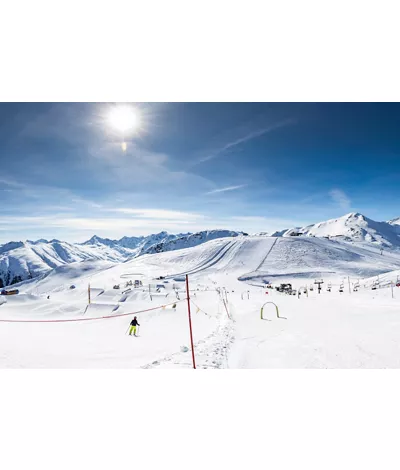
[2,213,400,287]
[0,230,245,287]
[81,231,191,256]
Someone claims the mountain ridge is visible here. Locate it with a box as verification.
[271,212,400,248]
[2,211,400,288]
[0,229,243,287]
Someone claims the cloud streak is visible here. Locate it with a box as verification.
[329,188,351,210]
[0,177,28,189]
[0,212,308,243]
[198,118,295,164]
[205,184,247,195]
[111,208,205,220]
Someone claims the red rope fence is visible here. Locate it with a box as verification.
[0,299,186,323]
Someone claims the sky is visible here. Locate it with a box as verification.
[0,102,399,243]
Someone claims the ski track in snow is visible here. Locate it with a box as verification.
[140,298,236,369]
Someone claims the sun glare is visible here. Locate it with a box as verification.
[108,105,141,134]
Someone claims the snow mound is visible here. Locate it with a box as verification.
[84,303,119,315]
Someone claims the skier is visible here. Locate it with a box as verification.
[129,316,140,336]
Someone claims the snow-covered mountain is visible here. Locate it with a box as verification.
[81,231,190,255]
[145,230,247,254]
[0,239,135,288]
[270,228,295,237]
[272,213,400,248]
[0,230,237,287]
[3,212,400,288]
[388,217,400,235]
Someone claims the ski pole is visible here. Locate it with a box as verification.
[125,325,130,335]
[136,326,140,336]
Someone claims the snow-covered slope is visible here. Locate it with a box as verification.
[4,211,400,288]
[4,233,400,368]
[274,213,400,248]
[0,230,239,287]
[0,239,136,287]
[97,235,400,285]
[144,230,246,254]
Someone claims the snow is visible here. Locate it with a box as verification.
[228,287,400,368]
[145,230,245,254]
[275,212,400,248]
[6,211,400,290]
[0,230,241,287]
[2,235,400,368]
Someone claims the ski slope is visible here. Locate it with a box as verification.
[126,236,400,284]
[1,235,400,368]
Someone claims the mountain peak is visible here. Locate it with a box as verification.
[27,238,49,245]
[345,212,364,219]
[271,212,400,247]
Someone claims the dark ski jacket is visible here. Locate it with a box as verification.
[130,319,140,326]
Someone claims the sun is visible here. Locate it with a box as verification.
[108,105,141,134]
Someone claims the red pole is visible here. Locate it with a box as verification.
[185,274,196,369]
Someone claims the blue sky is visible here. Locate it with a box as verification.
[0,102,399,243]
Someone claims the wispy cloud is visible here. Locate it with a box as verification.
[229,216,306,230]
[112,208,205,220]
[205,184,247,195]
[0,212,306,242]
[0,214,212,242]
[70,197,104,209]
[197,118,295,164]
[0,177,28,189]
[329,188,351,211]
